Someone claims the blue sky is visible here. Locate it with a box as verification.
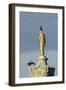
[20,12,58,53]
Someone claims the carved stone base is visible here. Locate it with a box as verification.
[28,55,55,77]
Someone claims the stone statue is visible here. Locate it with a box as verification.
[39,26,46,55]
[27,25,55,77]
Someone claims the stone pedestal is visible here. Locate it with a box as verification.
[28,54,48,77]
[37,55,48,76]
